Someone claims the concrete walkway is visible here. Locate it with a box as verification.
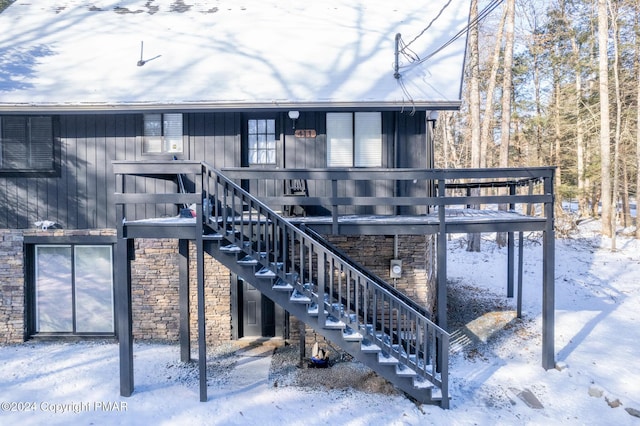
[209,340,282,398]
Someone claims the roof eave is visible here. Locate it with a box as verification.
[0,100,462,114]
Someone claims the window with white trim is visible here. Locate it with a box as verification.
[248,118,276,165]
[143,113,183,154]
[0,116,55,172]
[327,112,382,167]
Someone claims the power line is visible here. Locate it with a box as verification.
[399,0,504,68]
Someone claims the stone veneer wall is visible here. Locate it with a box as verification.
[187,241,233,344]
[0,230,25,344]
[2,229,433,347]
[130,238,181,341]
[130,239,232,344]
[0,229,232,345]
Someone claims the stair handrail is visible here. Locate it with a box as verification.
[299,223,433,320]
[200,161,450,404]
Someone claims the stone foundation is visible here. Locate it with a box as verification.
[0,230,25,344]
[1,230,434,347]
[129,238,233,343]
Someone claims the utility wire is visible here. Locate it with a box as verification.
[399,0,504,67]
[401,0,453,53]
[394,0,504,107]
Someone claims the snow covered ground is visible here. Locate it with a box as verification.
[1,219,639,425]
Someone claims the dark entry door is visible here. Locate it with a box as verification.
[239,278,283,338]
[242,279,263,337]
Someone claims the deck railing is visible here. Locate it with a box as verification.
[219,167,554,228]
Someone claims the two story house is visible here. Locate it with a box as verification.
[0,0,555,408]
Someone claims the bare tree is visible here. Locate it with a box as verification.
[598,0,613,237]
[480,7,507,169]
[467,0,482,252]
[636,0,640,239]
[496,0,515,247]
[610,0,622,250]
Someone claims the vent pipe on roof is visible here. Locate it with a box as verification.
[137,41,145,66]
[394,33,401,79]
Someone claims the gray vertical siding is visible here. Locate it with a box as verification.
[0,110,429,229]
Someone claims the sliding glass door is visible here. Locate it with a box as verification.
[35,245,114,334]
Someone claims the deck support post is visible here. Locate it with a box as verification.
[299,321,306,367]
[195,195,208,401]
[507,232,514,297]
[115,237,134,397]
[507,183,516,298]
[517,231,524,318]
[436,179,447,332]
[542,174,556,370]
[179,239,191,363]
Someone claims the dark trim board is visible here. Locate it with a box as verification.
[23,235,117,244]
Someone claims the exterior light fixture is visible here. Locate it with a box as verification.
[288,110,300,129]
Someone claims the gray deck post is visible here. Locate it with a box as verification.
[299,321,306,367]
[517,232,524,318]
[542,173,556,370]
[115,237,134,397]
[436,179,447,332]
[507,232,514,297]
[507,183,516,298]
[179,239,191,363]
[195,183,208,402]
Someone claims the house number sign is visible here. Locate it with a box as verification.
[294,129,317,138]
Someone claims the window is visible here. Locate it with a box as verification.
[248,118,276,165]
[327,112,382,167]
[143,113,183,154]
[0,116,55,172]
[34,245,114,334]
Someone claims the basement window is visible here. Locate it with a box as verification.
[143,113,183,154]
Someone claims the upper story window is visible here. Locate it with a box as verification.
[248,118,276,165]
[143,113,183,154]
[0,116,55,173]
[326,112,382,167]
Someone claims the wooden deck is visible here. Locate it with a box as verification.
[288,208,547,235]
[122,208,547,239]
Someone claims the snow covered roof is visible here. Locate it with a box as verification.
[0,0,470,113]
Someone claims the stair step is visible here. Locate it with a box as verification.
[290,289,311,303]
[237,255,258,265]
[307,303,328,317]
[395,364,417,377]
[378,351,399,365]
[255,267,276,278]
[202,233,224,240]
[413,376,436,390]
[272,278,293,291]
[360,339,381,353]
[342,326,363,342]
[324,315,345,329]
[220,244,242,253]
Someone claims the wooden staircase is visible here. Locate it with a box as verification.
[200,162,450,407]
